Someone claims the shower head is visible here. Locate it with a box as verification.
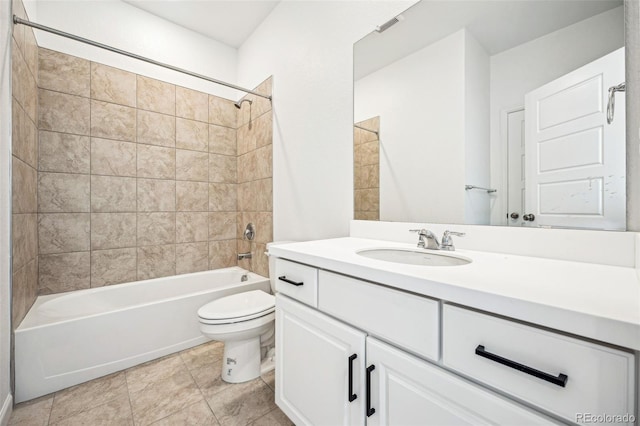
[376,14,404,33]
[234,98,252,109]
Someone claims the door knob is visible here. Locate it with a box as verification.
[510,212,519,219]
[523,214,535,221]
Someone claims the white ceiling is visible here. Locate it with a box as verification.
[123,0,279,48]
[355,0,623,80]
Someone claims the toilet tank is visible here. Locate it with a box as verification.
[266,241,296,293]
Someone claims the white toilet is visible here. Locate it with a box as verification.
[197,242,285,383]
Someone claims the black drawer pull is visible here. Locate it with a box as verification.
[366,364,376,417]
[475,345,568,387]
[278,276,303,286]
[348,354,357,402]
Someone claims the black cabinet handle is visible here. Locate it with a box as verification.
[365,364,376,417]
[475,345,568,387]
[278,276,303,286]
[348,354,357,402]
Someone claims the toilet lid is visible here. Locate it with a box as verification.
[198,290,275,321]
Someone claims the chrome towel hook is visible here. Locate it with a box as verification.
[607,82,625,124]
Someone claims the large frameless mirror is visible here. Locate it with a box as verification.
[353,0,626,230]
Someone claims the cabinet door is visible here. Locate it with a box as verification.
[276,294,366,426]
[366,337,558,426]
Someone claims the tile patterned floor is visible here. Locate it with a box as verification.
[9,341,293,426]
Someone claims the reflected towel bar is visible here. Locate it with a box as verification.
[465,185,497,193]
[354,125,379,136]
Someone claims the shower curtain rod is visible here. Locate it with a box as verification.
[12,15,272,101]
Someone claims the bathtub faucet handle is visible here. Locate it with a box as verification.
[244,223,255,241]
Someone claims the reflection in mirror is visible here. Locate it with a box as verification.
[353,0,626,230]
[354,117,380,220]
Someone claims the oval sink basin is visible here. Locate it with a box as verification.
[357,248,471,266]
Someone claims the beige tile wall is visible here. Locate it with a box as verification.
[34,48,272,294]
[354,117,380,221]
[11,0,39,326]
[236,78,273,278]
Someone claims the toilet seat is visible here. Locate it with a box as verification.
[198,290,275,325]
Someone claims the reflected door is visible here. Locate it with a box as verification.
[507,109,526,227]
[524,48,625,230]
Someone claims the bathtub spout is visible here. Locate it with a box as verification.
[238,252,252,260]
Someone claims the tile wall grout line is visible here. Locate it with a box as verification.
[172,84,177,277]
[88,59,92,290]
[207,94,211,271]
[34,41,40,299]
[134,73,139,282]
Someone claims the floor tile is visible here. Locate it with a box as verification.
[129,368,204,426]
[189,361,234,401]
[8,394,54,425]
[49,372,128,424]
[249,407,294,426]
[260,369,275,391]
[150,400,219,426]
[207,378,276,426]
[8,342,283,426]
[49,394,133,426]
[180,341,224,371]
[125,354,186,394]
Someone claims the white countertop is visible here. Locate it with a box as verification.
[270,237,640,351]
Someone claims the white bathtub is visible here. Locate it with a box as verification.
[15,267,270,403]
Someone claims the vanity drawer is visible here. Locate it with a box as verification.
[318,270,439,361]
[443,304,635,424]
[274,259,318,307]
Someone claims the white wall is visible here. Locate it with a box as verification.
[489,6,625,225]
[24,0,239,99]
[237,1,416,241]
[354,29,490,225]
[625,0,640,232]
[354,30,466,224]
[463,30,490,225]
[0,0,13,422]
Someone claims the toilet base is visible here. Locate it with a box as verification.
[220,337,262,383]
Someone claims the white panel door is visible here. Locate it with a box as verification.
[275,294,366,426]
[524,47,625,230]
[507,109,526,227]
[366,337,557,425]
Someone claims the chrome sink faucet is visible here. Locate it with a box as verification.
[409,229,440,250]
[410,229,465,251]
[441,230,465,251]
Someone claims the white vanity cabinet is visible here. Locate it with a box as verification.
[275,294,366,425]
[318,270,440,361]
[276,293,557,425]
[366,337,557,425]
[274,259,564,425]
[443,304,636,424]
[274,258,319,307]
